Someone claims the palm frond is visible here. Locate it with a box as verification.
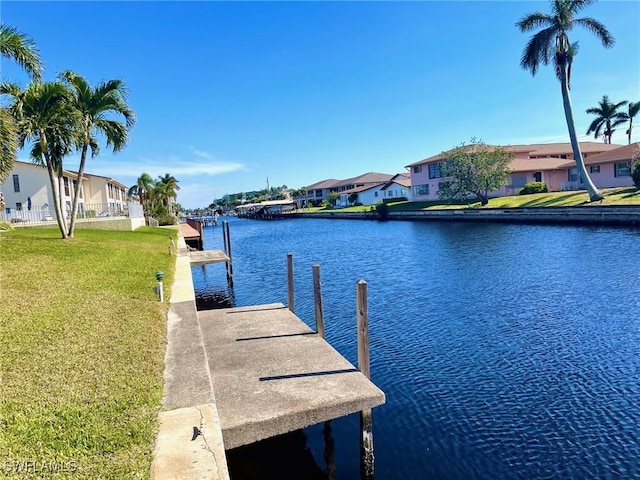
[574,17,614,47]
[0,24,44,82]
[516,12,552,31]
[520,26,557,75]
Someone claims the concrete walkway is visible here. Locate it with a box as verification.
[151,234,229,480]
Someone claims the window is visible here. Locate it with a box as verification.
[590,165,600,174]
[374,192,378,197]
[511,175,527,188]
[413,165,422,174]
[64,177,70,196]
[12,174,20,192]
[615,162,631,177]
[568,168,578,182]
[428,163,442,179]
[412,184,429,196]
[533,172,542,182]
[15,202,22,210]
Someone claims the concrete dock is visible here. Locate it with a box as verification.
[199,304,385,450]
[152,229,385,479]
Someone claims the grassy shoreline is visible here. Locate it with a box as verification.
[0,227,176,479]
[300,187,639,214]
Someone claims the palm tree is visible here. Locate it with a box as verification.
[60,71,135,237]
[155,173,180,214]
[0,24,43,182]
[1,81,77,238]
[128,172,155,216]
[586,95,628,144]
[517,0,614,202]
[626,101,640,145]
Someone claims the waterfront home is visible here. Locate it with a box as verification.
[0,160,130,222]
[306,172,394,205]
[407,142,635,202]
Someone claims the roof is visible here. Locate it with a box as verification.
[333,172,394,188]
[406,142,626,168]
[381,178,411,190]
[339,183,384,195]
[306,178,340,190]
[507,142,622,156]
[581,142,640,165]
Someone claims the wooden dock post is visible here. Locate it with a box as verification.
[312,264,325,338]
[287,253,294,312]
[357,279,374,480]
[223,221,234,287]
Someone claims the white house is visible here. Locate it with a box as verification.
[1,160,130,222]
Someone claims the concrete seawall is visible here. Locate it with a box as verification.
[290,205,640,226]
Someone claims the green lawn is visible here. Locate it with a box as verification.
[0,226,176,479]
[299,187,640,214]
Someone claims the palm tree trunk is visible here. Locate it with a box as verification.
[43,153,68,238]
[38,131,68,238]
[67,142,88,237]
[629,118,634,145]
[559,63,603,202]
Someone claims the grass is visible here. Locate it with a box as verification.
[0,226,177,479]
[301,187,640,213]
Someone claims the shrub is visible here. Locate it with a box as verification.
[632,162,640,190]
[375,201,388,220]
[156,214,177,226]
[520,182,548,195]
[321,200,333,209]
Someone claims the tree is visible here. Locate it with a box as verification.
[626,101,640,145]
[1,81,78,238]
[586,95,628,144]
[437,139,514,206]
[60,71,135,237]
[631,149,640,190]
[517,0,614,202]
[0,24,43,182]
[348,192,359,205]
[128,172,155,217]
[155,173,180,214]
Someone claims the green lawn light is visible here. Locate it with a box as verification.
[155,270,165,302]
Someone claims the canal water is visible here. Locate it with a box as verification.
[192,217,640,480]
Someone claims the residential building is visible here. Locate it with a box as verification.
[306,172,394,205]
[407,142,636,202]
[1,160,130,221]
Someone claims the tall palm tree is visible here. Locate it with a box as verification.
[155,173,180,214]
[517,0,614,202]
[626,101,640,145]
[0,24,43,182]
[60,71,135,237]
[128,172,155,216]
[586,95,628,144]
[1,81,77,238]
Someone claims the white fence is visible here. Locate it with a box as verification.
[1,202,141,225]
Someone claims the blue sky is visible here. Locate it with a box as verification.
[2,1,639,208]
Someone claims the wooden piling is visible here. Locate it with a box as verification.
[223,221,234,287]
[287,253,294,312]
[312,264,325,338]
[357,279,374,480]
